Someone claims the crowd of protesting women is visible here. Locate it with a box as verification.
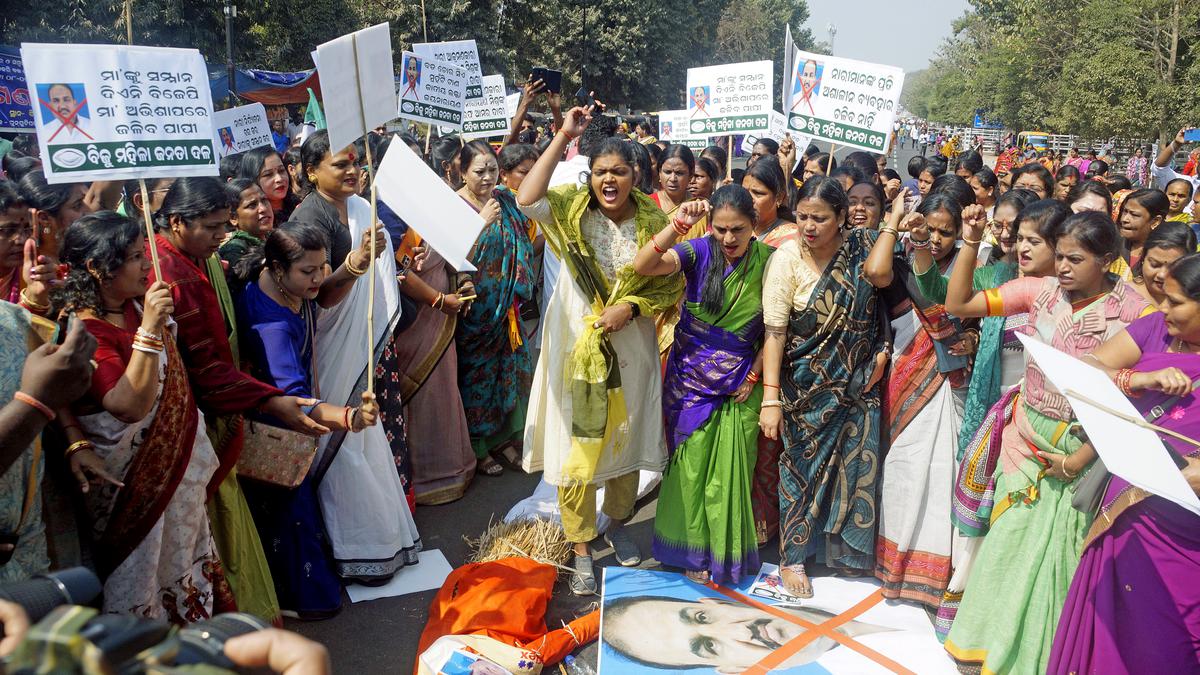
[0,75,1198,673]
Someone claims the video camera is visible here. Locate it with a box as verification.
[0,568,272,674]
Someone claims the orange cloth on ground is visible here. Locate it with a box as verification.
[415,557,600,674]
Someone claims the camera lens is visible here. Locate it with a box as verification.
[0,567,102,629]
[175,612,271,668]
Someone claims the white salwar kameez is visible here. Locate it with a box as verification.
[519,199,667,485]
[314,195,420,581]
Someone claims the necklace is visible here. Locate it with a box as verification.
[101,306,125,315]
[1171,337,1200,354]
[275,278,301,313]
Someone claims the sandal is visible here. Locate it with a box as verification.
[476,456,503,476]
[685,569,712,585]
[492,443,522,470]
[781,563,814,599]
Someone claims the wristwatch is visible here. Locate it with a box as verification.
[628,302,641,318]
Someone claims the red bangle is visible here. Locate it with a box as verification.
[14,392,55,421]
[672,218,691,236]
[746,371,760,384]
[652,240,667,254]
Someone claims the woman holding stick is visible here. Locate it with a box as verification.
[1048,253,1200,674]
[292,131,422,583]
[517,104,682,595]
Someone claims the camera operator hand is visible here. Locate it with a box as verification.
[224,628,331,675]
[0,599,30,658]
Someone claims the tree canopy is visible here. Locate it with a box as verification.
[901,0,1200,141]
[1,0,820,112]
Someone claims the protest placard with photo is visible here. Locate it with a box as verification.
[0,48,32,133]
[784,45,904,154]
[412,39,484,99]
[684,61,772,137]
[598,565,957,674]
[461,75,510,140]
[212,102,272,158]
[397,51,468,130]
[657,110,708,149]
[20,42,217,183]
[315,23,396,154]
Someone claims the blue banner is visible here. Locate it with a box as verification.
[0,47,33,133]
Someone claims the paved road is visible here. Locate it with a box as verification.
[286,141,947,673]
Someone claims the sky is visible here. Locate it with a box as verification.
[803,0,970,73]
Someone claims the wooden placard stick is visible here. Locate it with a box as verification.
[138,179,162,280]
[826,143,836,175]
[351,32,380,396]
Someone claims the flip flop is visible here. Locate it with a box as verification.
[476,456,503,476]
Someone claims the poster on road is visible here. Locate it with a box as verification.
[212,102,272,158]
[0,48,33,133]
[461,75,510,140]
[397,51,468,130]
[784,45,904,154]
[20,42,217,183]
[684,61,772,137]
[412,39,483,99]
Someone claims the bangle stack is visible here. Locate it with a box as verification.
[19,289,49,315]
[962,236,982,246]
[672,218,691,236]
[909,237,931,250]
[65,439,94,460]
[14,392,55,421]
[879,227,899,237]
[652,239,668,254]
[1116,368,1139,397]
[344,252,367,277]
[133,327,163,354]
[343,406,355,431]
[745,371,761,385]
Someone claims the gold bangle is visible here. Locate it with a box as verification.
[1062,456,1079,479]
[344,251,367,277]
[65,440,94,459]
[879,227,899,237]
[19,289,50,313]
[962,236,982,246]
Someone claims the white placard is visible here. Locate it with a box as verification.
[740,110,806,153]
[397,51,467,130]
[1017,333,1200,516]
[784,45,904,154]
[505,92,520,120]
[20,42,217,184]
[315,23,397,153]
[657,109,693,141]
[375,137,481,272]
[684,60,772,137]
[212,102,272,158]
[412,40,483,99]
[461,74,510,140]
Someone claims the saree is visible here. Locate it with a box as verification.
[945,275,1150,674]
[652,239,769,584]
[391,227,475,506]
[1048,313,1200,674]
[456,188,536,460]
[151,235,280,623]
[313,194,421,582]
[79,311,232,622]
[0,302,52,583]
[520,184,682,490]
[237,284,342,618]
[875,252,971,607]
[750,219,800,546]
[777,228,888,571]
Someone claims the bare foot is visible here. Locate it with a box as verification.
[781,564,814,598]
[685,569,711,585]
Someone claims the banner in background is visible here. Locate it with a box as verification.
[20,42,217,183]
[461,75,510,140]
[684,61,772,137]
[397,51,467,130]
[413,40,483,99]
[0,48,33,133]
[212,102,272,158]
[784,46,904,154]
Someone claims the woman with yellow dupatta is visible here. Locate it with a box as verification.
[518,105,682,596]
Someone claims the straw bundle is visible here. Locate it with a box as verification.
[466,517,572,571]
